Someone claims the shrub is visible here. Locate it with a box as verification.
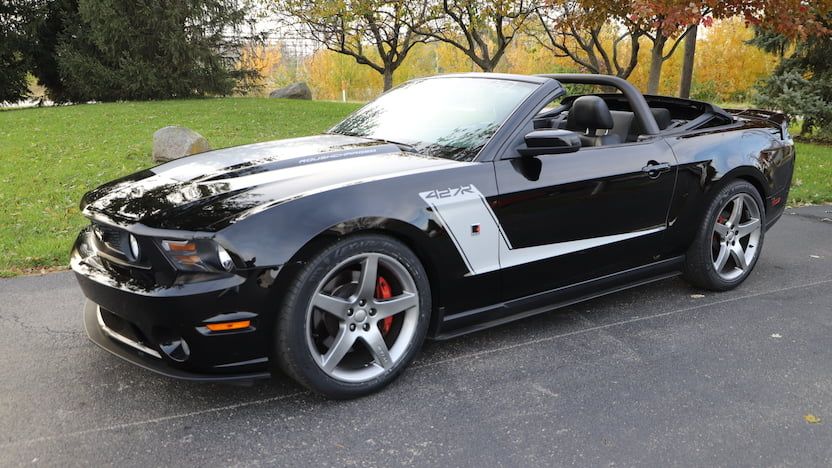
[691,80,719,103]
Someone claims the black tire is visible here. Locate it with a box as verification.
[274,233,431,399]
[683,180,766,291]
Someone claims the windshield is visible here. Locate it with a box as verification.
[330,77,539,161]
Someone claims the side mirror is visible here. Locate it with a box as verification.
[518,129,581,157]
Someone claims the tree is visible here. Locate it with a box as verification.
[41,0,257,102]
[281,0,430,91]
[634,0,832,96]
[627,0,724,95]
[691,17,779,102]
[533,0,642,79]
[754,13,832,137]
[0,0,38,103]
[412,0,536,72]
[678,23,697,98]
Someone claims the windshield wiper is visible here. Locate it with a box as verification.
[328,132,421,154]
[371,138,420,154]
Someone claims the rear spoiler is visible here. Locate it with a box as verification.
[725,108,790,139]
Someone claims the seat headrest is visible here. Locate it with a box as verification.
[566,96,614,132]
[651,108,672,130]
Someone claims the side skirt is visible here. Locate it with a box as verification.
[433,256,685,340]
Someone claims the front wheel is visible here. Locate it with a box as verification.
[275,234,430,399]
[683,180,766,291]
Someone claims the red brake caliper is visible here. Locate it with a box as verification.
[375,276,394,335]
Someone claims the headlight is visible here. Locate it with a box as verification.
[160,239,236,273]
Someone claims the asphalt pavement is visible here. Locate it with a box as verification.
[1,206,831,467]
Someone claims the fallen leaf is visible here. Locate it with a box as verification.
[804,414,822,424]
[771,333,782,338]
[690,294,705,299]
[810,255,821,259]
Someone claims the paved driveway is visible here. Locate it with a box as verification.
[1,206,831,467]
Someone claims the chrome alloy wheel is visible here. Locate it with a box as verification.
[305,253,420,383]
[711,193,762,281]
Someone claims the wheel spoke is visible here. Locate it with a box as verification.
[320,327,356,373]
[312,292,351,319]
[730,243,748,270]
[728,196,744,226]
[361,328,393,369]
[307,251,421,382]
[714,222,730,239]
[714,243,730,272]
[736,218,761,238]
[356,254,379,300]
[373,291,418,319]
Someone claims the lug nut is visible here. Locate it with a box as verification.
[359,299,366,306]
[369,308,376,316]
[347,308,353,316]
[363,323,370,331]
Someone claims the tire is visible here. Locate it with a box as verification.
[683,180,766,291]
[274,233,431,399]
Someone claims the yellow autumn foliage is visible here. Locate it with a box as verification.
[693,17,780,102]
[626,17,779,101]
[238,44,283,91]
[260,17,779,104]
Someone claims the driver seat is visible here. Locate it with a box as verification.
[565,96,622,147]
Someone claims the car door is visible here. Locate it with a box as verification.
[491,139,678,300]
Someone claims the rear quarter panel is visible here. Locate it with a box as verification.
[662,121,795,256]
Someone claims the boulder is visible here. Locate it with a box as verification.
[269,82,312,100]
[152,126,211,162]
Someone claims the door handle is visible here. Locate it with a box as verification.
[641,161,671,178]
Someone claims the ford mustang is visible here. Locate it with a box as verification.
[72,73,795,398]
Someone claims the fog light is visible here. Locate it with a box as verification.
[159,337,190,362]
[217,245,234,271]
[129,234,141,260]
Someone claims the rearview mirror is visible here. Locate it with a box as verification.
[518,130,581,157]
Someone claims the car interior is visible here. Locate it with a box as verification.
[532,92,735,148]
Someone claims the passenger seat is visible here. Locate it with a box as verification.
[627,108,672,142]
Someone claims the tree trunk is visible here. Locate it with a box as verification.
[647,35,667,95]
[679,24,698,99]
[474,58,494,72]
[382,69,394,91]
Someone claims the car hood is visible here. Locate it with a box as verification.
[81,134,463,231]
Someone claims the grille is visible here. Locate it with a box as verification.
[99,307,151,346]
[94,223,126,255]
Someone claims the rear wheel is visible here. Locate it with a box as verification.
[683,180,765,291]
[275,234,430,399]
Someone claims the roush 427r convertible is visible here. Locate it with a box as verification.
[72,73,794,398]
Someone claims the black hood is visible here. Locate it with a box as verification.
[81,134,464,231]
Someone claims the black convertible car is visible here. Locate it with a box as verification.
[72,73,795,398]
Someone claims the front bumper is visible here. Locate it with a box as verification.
[84,300,270,382]
[72,227,279,382]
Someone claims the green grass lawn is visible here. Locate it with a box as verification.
[0,99,830,276]
[791,142,832,205]
[0,98,360,276]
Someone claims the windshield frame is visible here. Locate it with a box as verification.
[328,74,550,162]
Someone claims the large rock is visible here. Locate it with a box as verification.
[152,126,211,162]
[269,82,312,100]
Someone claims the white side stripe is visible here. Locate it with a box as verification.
[420,185,665,275]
